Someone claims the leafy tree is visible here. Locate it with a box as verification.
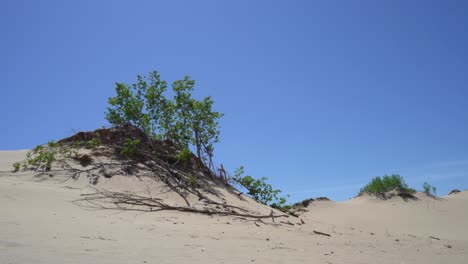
[190,96,223,168]
[106,72,168,138]
[171,76,223,166]
[106,83,146,131]
[144,71,174,140]
[171,76,196,148]
[106,71,223,168]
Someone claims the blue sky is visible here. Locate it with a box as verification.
[2,0,467,201]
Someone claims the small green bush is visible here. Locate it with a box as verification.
[270,198,291,213]
[177,147,192,162]
[120,139,140,158]
[186,174,199,188]
[422,182,437,196]
[14,141,80,172]
[232,166,288,207]
[12,162,21,172]
[87,134,102,150]
[359,174,416,195]
[47,141,59,148]
[25,144,58,171]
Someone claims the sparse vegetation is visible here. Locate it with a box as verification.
[120,139,140,158]
[12,140,81,173]
[12,162,21,172]
[25,144,57,171]
[359,174,416,195]
[17,142,73,172]
[177,147,192,162]
[230,166,288,208]
[186,174,199,188]
[422,182,437,196]
[87,133,101,150]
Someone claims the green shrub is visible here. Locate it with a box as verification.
[186,174,199,188]
[177,147,192,162]
[232,166,288,207]
[120,139,140,158]
[359,174,415,195]
[422,182,437,196]
[14,141,80,172]
[25,144,58,171]
[47,141,59,148]
[87,134,101,150]
[12,162,21,172]
[270,198,291,213]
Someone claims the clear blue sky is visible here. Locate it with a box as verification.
[2,0,467,201]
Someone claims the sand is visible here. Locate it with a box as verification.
[1,150,467,263]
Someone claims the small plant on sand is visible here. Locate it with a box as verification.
[120,139,140,158]
[422,182,437,196]
[231,166,289,209]
[12,162,21,172]
[87,133,102,150]
[270,198,292,213]
[13,141,81,172]
[23,142,59,171]
[186,174,199,188]
[359,174,416,195]
[177,147,192,162]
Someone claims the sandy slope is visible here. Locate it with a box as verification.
[301,192,468,241]
[1,150,467,263]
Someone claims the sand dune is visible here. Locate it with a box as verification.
[1,150,467,263]
[301,192,468,241]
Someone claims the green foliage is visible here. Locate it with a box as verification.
[270,198,292,213]
[120,139,140,158]
[232,166,288,207]
[105,70,223,167]
[422,182,437,196]
[12,162,21,172]
[47,141,59,148]
[72,141,82,150]
[177,147,192,162]
[172,77,223,165]
[359,174,416,195]
[106,82,147,132]
[186,174,199,188]
[87,134,102,150]
[16,141,80,172]
[24,143,59,171]
[106,71,174,138]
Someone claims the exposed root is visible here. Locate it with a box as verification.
[75,187,289,220]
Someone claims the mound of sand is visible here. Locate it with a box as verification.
[3,126,287,220]
[1,135,467,263]
[449,189,461,195]
[356,189,420,201]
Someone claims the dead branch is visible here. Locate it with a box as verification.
[75,187,289,220]
[313,230,331,237]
